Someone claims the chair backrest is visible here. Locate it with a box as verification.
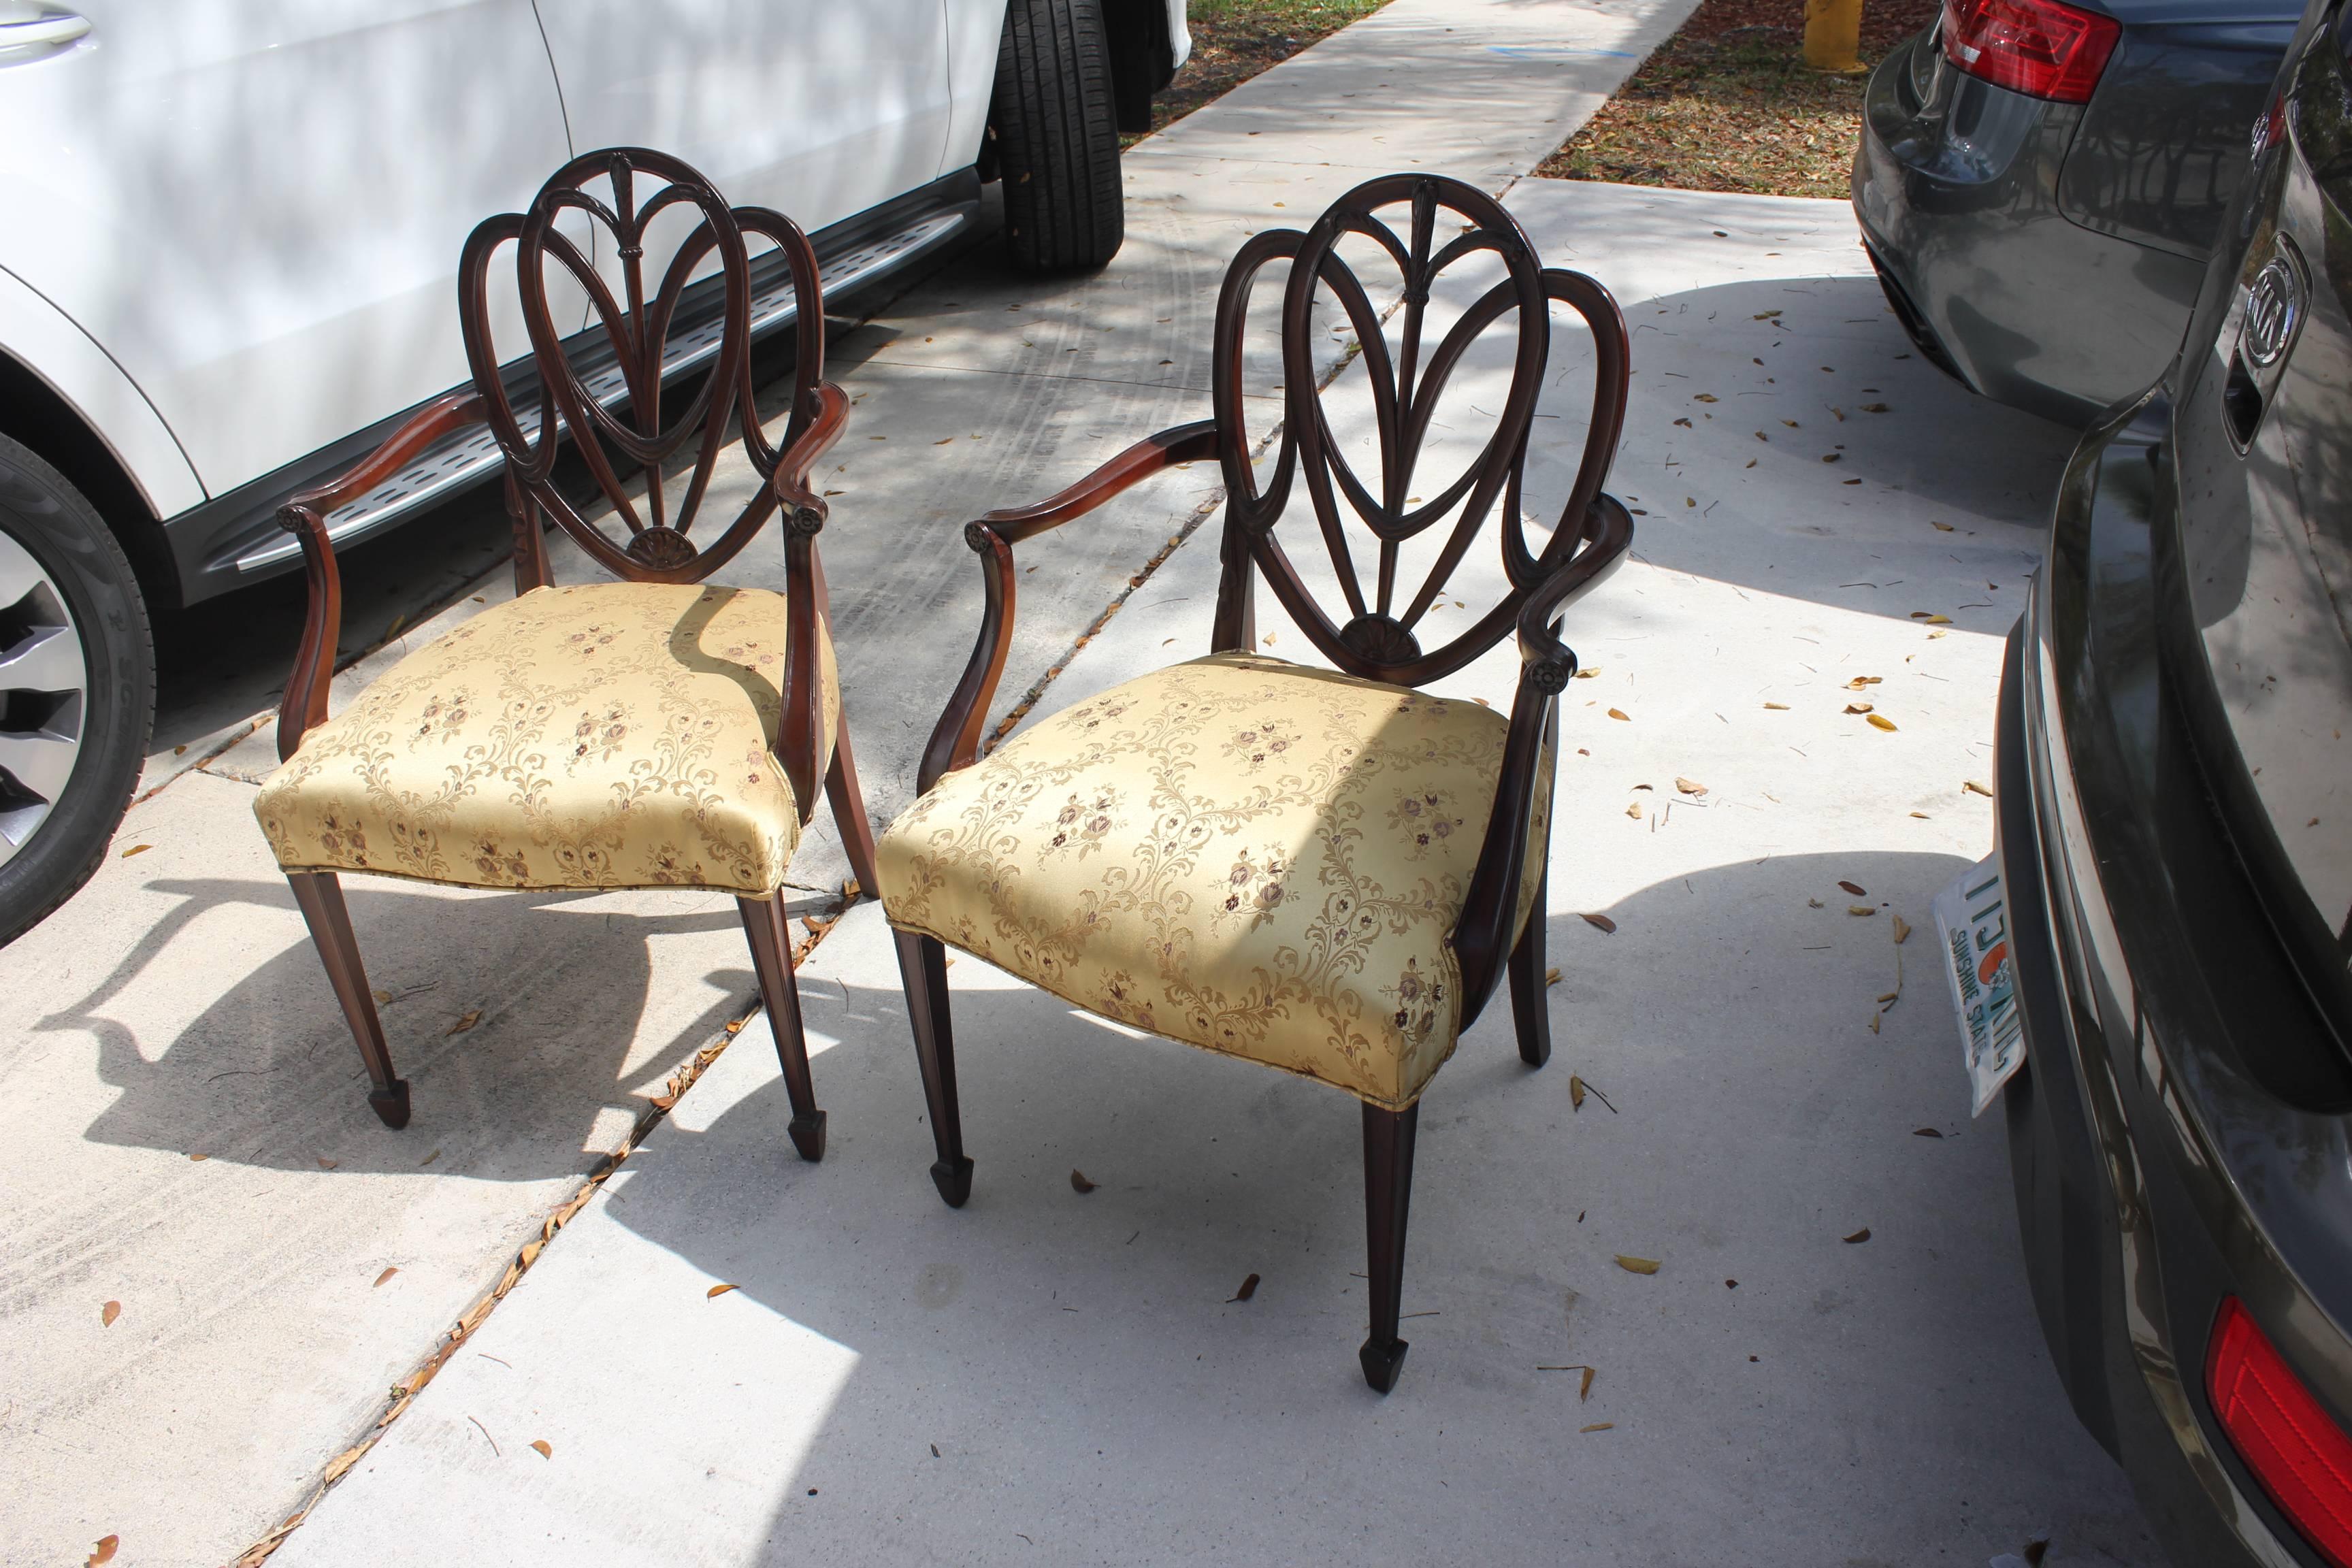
[1207,174,1629,688]
[457,146,825,589]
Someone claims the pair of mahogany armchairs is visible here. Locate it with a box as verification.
[255,149,1631,1392]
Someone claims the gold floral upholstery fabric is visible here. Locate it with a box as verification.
[875,653,1550,1110]
[255,582,836,895]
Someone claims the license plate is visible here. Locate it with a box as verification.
[1933,853,2025,1115]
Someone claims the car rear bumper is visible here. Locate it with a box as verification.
[1998,391,2352,1566]
[1853,35,2203,427]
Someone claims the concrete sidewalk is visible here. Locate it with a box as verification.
[263,182,2148,1566]
[0,5,1713,1566]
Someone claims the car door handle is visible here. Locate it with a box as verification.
[0,11,91,54]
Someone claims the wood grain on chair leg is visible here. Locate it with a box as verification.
[896,930,974,1207]
[824,713,883,899]
[285,872,409,1129]
[1359,1100,1420,1393]
[738,892,826,1162]
[1507,869,1552,1068]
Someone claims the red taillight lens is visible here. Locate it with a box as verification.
[2208,1297,2352,1567]
[1940,0,2120,105]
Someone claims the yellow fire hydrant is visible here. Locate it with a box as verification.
[1803,0,1865,72]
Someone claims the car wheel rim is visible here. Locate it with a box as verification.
[0,527,88,868]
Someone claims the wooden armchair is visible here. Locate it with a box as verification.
[253,148,881,1161]
[872,174,1633,1390]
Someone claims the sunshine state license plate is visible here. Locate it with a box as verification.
[1935,854,2024,1116]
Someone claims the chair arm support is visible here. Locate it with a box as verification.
[770,380,852,817]
[274,391,489,762]
[1449,493,1635,1015]
[915,420,1219,796]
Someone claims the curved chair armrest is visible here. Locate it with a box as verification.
[274,391,489,762]
[917,419,1219,796]
[1449,493,1635,1015]
[769,380,851,525]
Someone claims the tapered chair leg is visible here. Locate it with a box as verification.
[739,891,826,1162]
[823,713,883,898]
[895,930,973,1207]
[1507,870,1552,1068]
[285,871,410,1128]
[1360,1100,1420,1393]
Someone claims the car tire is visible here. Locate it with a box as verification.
[0,432,152,948]
[993,0,1126,272]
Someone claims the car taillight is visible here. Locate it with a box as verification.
[1940,0,2120,105]
[2208,1297,2352,1567]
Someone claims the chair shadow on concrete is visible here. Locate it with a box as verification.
[48,875,830,1179]
[568,847,2163,1567]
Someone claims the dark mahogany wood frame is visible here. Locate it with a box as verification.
[900,174,1635,1391]
[271,148,880,1161]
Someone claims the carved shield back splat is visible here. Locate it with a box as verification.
[455,146,826,587]
[1209,174,1629,687]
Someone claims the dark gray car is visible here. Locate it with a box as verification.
[1855,0,2299,425]
[1996,0,2352,1558]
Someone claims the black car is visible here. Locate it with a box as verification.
[1996,0,2352,1560]
[1857,0,2300,426]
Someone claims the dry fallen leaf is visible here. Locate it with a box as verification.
[1574,666,1603,679]
[1606,708,1629,722]
[529,1439,553,1459]
[1624,802,1642,819]
[1892,915,1913,945]
[1544,966,1561,986]
[1808,897,1824,908]
[374,1267,398,1288]
[1843,1228,1872,1244]
[1963,780,1993,797]
[1867,714,1898,732]
[706,1283,739,1299]
[1229,1273,1260,1303]
[322,1446,366,1483]
[1848,904,1876,917]
[1844,702,1874,715]
[372,988,393,1004]
[1262,632,1276,647]
[1580,913,1616,933]
[316,1156,337,1170]
[1674,777,1706,796]
[118,844,150,859]
[1931,519,1955,532]
[1693,393,1718,402]
[101,1300,120,1327]
[1838,879,1867,896]
[1870,1011,1882,1034]
[446,1009,482,1036]
[88,1535,120,1565]
[1581,1422,1615,1433]
[1914,1126,1944,1139]
[1615,1255,1661,1275]
[1845,676,1881,689]
[1070,1169,1098,1194]
[1569,1076,1586,1109]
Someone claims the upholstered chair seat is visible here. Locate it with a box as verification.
[258,582,838,895]
[877,651,1548,1111]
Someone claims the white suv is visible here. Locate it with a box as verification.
[0,0,1187,943]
